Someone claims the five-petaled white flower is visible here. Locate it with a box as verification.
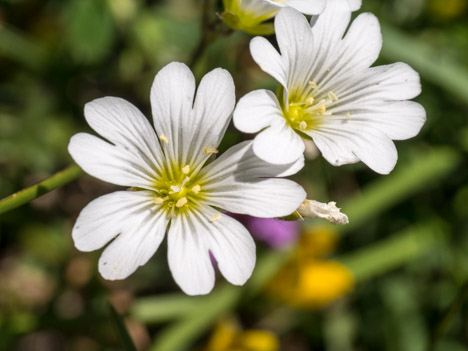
[68,62,306,296]
[233,1,426,174]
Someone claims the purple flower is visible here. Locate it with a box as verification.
[229,213,300,249]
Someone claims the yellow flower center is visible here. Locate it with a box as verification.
[153,163,204,216]
[284,87,342,133]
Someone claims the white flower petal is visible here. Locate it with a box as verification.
[310,125,398,174]
[72,191,156,251]
[274,8,315,93]
[233,89,283,134]
[333,101,426,141]
[265,0,325,15]
[99,211,168,280]
[68,133,157,188]
[250,37,287,88]
[72,190,169,280]
[332,63,422,106]
[322,13,382,88]
[185,68,235,166]
[150,62,196,163]
[84,97,164,171]
[204,209,256,287]
[253,119,305,165]
[347,0,362,10]
[167,212,215,296]
[199,141,306,217]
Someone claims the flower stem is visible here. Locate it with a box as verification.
[0,164,83,215]
[427,280,468,351]
[189,0,233,69]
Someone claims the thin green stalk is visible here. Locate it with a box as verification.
[0,164,83,215]
[189,0,233,69]
[108,302,138,351]
[427,280,468,351]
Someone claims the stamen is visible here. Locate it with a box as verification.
[328,91,339,101]
[345,112,351,119]
[154,198,164,204]
[203,147,219,155]
[308,81,317,89]
[299,121,307,131]
[318,105,327,115]
[176,197,188,208]
[159,134,169,144]
[191,185,201,194]
[209,213,222,222]
[305,97,315,105]
[182,165,190,175]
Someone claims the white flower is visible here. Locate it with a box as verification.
[233,2,426,174]
[68,62,306,296]
[221,0,326,35]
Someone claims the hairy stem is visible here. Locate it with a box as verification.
[0,164,83,215]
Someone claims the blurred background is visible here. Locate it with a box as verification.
[0,0,467,350]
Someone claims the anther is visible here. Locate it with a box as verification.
[345,112,351,119]
[308,81,317,89]
[182,165,190,174]
[154,198,164,204]
[318,105,327,115]
[203,147,219,155]
[210,213,222,222]
[191,185,201,194]
[176,197,188,208]
[305,97,315,105]
[328,91,339,101]
[159,135,169,144]
[299,121,307,131]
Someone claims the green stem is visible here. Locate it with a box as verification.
[189,0,233,69]
[0,164,83,215]
[427,280,468,351]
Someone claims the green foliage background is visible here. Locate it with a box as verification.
[0,0,467,350]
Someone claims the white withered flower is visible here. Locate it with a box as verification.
[234,2,426,174]
[68,62,306,296]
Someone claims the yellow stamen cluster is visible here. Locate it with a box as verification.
[153,164,204,215]
[283,89,340,133]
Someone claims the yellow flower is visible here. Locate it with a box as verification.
[205,318,279,351]
[266,226,354,309]
[427,0,467,20]
[294,260,354,308]
[297,226,338,259]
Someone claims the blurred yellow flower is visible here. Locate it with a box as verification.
[427,0,467,20]
[297,226,338,259]
[266,226,354,309]
[204,318,279,351]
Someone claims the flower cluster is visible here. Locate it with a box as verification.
[69,0,425,295]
